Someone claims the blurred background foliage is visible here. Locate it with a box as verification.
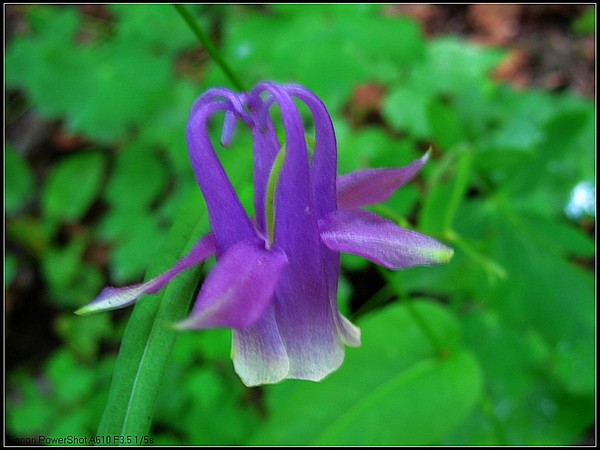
[5,4,595,445]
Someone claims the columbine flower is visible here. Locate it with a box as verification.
[76,82,452,386]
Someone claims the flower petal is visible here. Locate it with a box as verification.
[255,83,345,381]
[75,233,217,316]
[232,304,290,386]
[319,209,453,269]
[176,239,288,330]
[248,96,280,237]
[187,101,257,251]
[336,152,429,209]
[285,86,361,348]
[286,85,338,218]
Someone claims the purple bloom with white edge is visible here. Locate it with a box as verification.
[76,82,453,386]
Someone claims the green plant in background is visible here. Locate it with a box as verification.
[6,4,595,446]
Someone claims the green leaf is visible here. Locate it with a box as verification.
[41,235,104,307]
[104,143,168,210]
[95,189,209,439]
[42,152,106,223]
[572,6,595,35]
[515,213,595,259]
[110,4,196,56]
[446,304,594,445]
[417,37,505,95]
[427,99,466,150]
[7,5,193,143]
[108,212,166,283]
[383,86,431,138]
[46,349,96,405]
[55,313,114,360]
[5,252,18,288]
[252,301,482,445]
[212,7,424,109]
[5,144,35,215]
[315,351,481,446]
[7,373,55,436]
[7,216,56,256]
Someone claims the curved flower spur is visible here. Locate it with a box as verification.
[76,82,453,386]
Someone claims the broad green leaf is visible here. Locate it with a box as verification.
[212,7,424,109]
[492,208,594,345]
[416,37,505,95]
[95,189,209,439]
[503,106,594,217]
[55,313,114,360]
[42,152,106,223]
[251,301,482,445]
[315,351,481,446]
[7,5,194,142]
[67,41,173,141]
[5,144,35,215]
[6,7,92,117]
[383,86,431,138]
[447,303,594,445]
[427,99,466,150]
[7,373,55,436]
[46,349,96,405]
[110,213,165,283]
[515,213,595,259]
[104,144,168,210]
[110,4,197,55]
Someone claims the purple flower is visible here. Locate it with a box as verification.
[76,82,452,386]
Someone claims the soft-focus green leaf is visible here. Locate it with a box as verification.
[105,145,168,210]
[383,87,431,138]
[42,152,106,223]
[110,213,165,283]
[5,144,35,215]
[6,216,56,254]
[5,253,18,288]
[42,238,85,300]
[447,307,594,445]
[427,100,467,150]
[46,350,96,405]
[515,214,595,259]
[41,236,104,306]
[55,314,114,360]
[110,4,196,55]
[7,373,55,436]
[212,6,424,109]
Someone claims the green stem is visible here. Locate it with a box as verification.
[479,392,510,445]
[442,147,473,233]
[446,229,507,284]
[404,299,447,358]
[173,4,246,91]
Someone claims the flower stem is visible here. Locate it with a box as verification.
[173,4,246,91]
